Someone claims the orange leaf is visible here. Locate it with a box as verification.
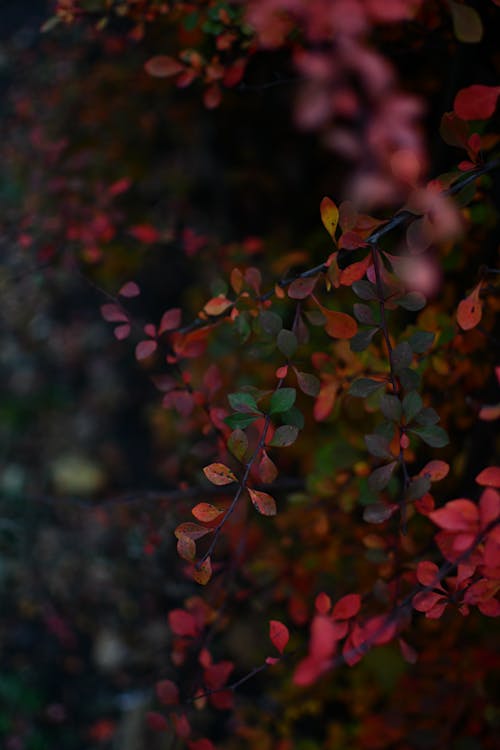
[145,55,184,78]
[203,463,237,485]
[248,488,277,516]
[476,467,500,488]
[269,620,289,654]
[175,523,213,541]
[419,460,450,482]
[193,557,212,585]
[479,404,500,421]
[324,310,358,339]
[203,295,233,316]
[339,254,372,286]
[320,197,339,240]
[457,283,483,330]
[191,503,224,522]
[177,535,196,561]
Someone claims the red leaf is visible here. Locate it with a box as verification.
[146,712,168,732]
[191,503,224,522]
[339,254,372,286]
[412,591,447,616]
[114,323,131,340]
[454,85,500,121]
[101,303,128,323]
[293,656,322,686]
[129,224,160,243]
[398,638,418,664]
[419,460,450,482]
[476,467,500,488]
[269,620,289,654]
[172,713,191,739]
[188,740,216,750]
[156,680,179,705]
[204,661,234,690]
[457,282,483,330]
[415,560,441,587]
[168,609,199,638]
[174,523,213,541]
[332,593,361,621]
[248,488,277,516]
[315,592,332,615]
[145,55,184,78]
[338,231,368,250]
[135,340,158,361]
[118,281,140,298]
[428,499,479,532]
[310,615,338,662]
[159,308,182,333]
[203,463,237,486]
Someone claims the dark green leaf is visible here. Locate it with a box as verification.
[392,342,413,373]
[348,378,385,398]
[224,413,258,429]
[399,367,420,391]
[396,292,427,311]
[296,371,321,397]
[408,330,435,353]
[365,434,393,459]
[379,394,402,422]
[410,425,449,448]
[268,424,299,447]
[277,329,298,358]
[270,388,296,415]
[363,502,398,524]
[228,392,261,414]
[281,406,304,429]
[350,327,379,353]
[352,280,378,301]
[402,391,423,423]
[368,461,398,492]
[259,311,283,335]
[406,476,431,500]
[415,407,440,426]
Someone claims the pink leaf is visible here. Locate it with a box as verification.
[135,340,158,361]
[118,281,140,298]
[269,620,289,654]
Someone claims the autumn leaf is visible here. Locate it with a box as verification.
[145,55,184,78]
[332,593,361,620]
[323,310,358,339]
[248,488,277,516]
[191,503,224,522]
[156,680,179,706]
[203,463,237,485]
[476,467,500,488]
[193,557,212,585]
[118,281,140,298]
[135,340,158,361]
[269,620,289,654]
[320,196,339,239]
[203,295,233,316]
[454,84,500,121]
[457,282,483,330]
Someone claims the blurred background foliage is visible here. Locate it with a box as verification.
[0,1,499,749]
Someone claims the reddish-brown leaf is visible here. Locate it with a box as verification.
[174,523,213,541]
[191,503,224,522]
[193,557,212,586]
[258,451,278,483]
[146,712,169,732]
[324,310,358,339]
[269,619,290,654]
[457,282,483,330]
[156,679,179,706]
[248,488,277,516]
[454,84,500,121]
[288,275,319,299]
[419,460,450,482]
[145,55,184,78]
[203,463,237,485]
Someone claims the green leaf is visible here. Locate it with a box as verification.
[183,11,199,30]
[227,429,248,461]
[375,420,396,440]
[399,367,420,391]
[350,327,379,353]
[280,406,304,429]
[392,342,413,373]
[396,292,426,311]
[450,1,483,43]
[402,391,423,423]
[270,388,296,415]
[368,461,398,492]
[352,280,377,301]
[379,394,402,422]
[348,378,385,398]
[408,330,435,353]
[415,407,440,426]
[225,413,258,429]
[259,311,283,335]
[365,434,393,460]
[268,425,299,447]
[228,392,261,414]
[353,303,377,325]
[277,329,298,358]
[236,312,251,342]
[411,425,449,448]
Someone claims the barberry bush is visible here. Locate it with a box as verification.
[1,1,499,748]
